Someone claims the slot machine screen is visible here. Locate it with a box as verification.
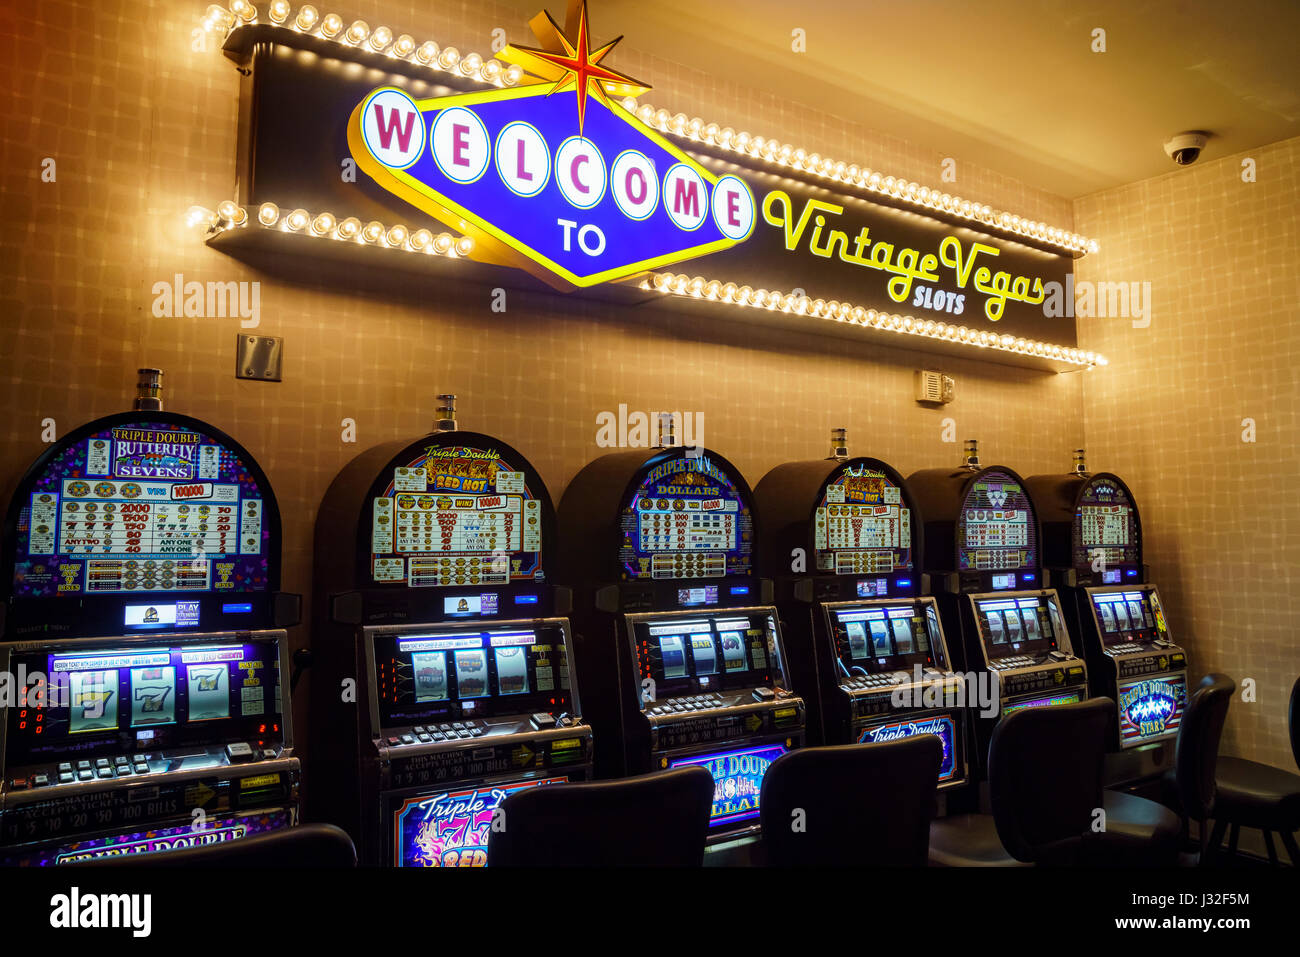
[4,640,283,767]
[373,624,573,728]
[813,465,913,576]
[830,605,936,673]
[974,596,1060,658]
[1073,478,1139,575]
[630,612,780,698]
[619,453,753,581]
[10,421,271,600]
[1091,589,1164,646]
[956,471,1037,575]
[368,444,544,589]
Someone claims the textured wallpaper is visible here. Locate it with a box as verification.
[1075,136,1300,772]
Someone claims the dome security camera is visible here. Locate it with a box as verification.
[1163,131,1210,167]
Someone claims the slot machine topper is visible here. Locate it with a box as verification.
[1026,451,1187,766]
[754,430,968,793]
[557,417,804,842]
[908,440,1088,781]
[0,369,301,865]
[309,395,591,867]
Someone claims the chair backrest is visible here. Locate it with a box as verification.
[758,736,941,867]
[487,767,715,866]
[1289,676,1300,772]
[1174,673,1235,820]
[72,823,357,868]
[988,697,1111,863]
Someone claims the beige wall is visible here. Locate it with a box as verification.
[1075,136,1300,771]
[4,2,1086,748]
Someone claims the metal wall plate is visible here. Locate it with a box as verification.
[236,334,283,381]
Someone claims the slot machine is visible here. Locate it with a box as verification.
[753,429,968,796]
[1025,451,1187,778]
[557,426,804,844]
[0,369,301,865]
[309,395,591,867]
[907,440,1087,781]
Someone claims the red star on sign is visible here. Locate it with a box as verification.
[498,0,651,133]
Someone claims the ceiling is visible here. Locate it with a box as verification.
[500,0,1300,198]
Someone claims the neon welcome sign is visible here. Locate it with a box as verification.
[348,1,754,291]
[205,0,1099,365]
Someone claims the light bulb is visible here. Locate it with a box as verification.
[268,1,290,24]
[257,202,279,226]
[294,5,319,31]
[216,200,246,225]
[415,40,438,63]
[285,208,309,231]
[320,13,342,37]
[368,26,393,51]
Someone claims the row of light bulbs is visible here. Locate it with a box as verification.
[202,1,524,87]
[190,200,475,257]
[645,271,1106,368]
[624,100,1098,256]
[185,202,1097,366]
[200,4,1093,257]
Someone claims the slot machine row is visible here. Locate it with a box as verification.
[0,630,299,865]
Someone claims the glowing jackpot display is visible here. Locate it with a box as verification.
[9,421,270,599]
[956,470,1037,574]
[813,465,912,576]
[619,454,753,581]
[370,444,544,588]
[1073,477,1139,575]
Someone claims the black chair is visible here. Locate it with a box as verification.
[931,697,1178,866]
[759,735,942,866]
[1160,673,1236,863]
[73,823,357,867]
[930,698,1112,866]
[1209,676,1300,865]
[487,767,715,866]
